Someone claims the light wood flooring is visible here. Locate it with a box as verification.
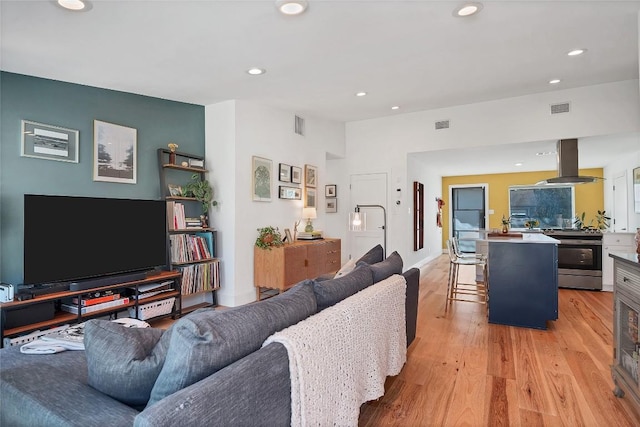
[359,255,640,426]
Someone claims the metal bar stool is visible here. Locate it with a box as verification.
[445,238,488,311]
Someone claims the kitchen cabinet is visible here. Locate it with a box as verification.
[603,233,636,290]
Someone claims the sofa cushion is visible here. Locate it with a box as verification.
[333,258,357,279]
[360,251,403,283]
[147,280,317,406]
[312,264,374,312]
[84,320,171,407]
[356,244,384,265]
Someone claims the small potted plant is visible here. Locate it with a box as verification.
[183,173,218,215]
[255,226,284,250]
[501,215,511,233]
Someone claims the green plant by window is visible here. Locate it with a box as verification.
[183,174,217,214]
[573,210,610,230]
[255,226,284,250]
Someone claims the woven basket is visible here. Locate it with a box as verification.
[128,297,175,321]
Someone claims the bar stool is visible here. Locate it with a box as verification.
[445,239,488,311]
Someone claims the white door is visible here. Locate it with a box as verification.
[349,173,387,260]
[613,171,628,231]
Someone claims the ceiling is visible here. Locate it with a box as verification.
[1,0,639,174]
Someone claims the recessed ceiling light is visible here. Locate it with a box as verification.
[56,0,91,11]
[549,79,561,84]
[391,106,400,110]
[246,68,266,75]
[276,0,308,15]
[567,49,586,56]
[515,162,523,167]
[536,151,557,156]
[355,92,367,97]
[453,2,483,17]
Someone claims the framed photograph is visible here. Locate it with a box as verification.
[325,184,337,198]
[634,167,640,213]
[188,158,204,168]
[284,228,293,243]
[168,184,183,197]
[21,120,79,163]
[305,164,317,188]
[326,198,337,213]
[93,120,137,184]
[252,156,272,201]
[279,163,291,182]
[279,185,301,200]
[291,166,302,184]
[305,187,317,208]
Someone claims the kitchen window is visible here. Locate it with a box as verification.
[509,185,575,229]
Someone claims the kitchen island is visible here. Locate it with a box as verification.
[479,232,559,329]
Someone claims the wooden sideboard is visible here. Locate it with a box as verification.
[254,238,341,300]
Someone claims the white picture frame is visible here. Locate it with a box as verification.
[93,120,137,184]
[21,120,79,163]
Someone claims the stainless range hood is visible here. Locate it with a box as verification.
[537,139,601,185]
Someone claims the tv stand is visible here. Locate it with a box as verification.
[69,271,148,291]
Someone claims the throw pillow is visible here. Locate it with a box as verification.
[313,263,374,312]
[333,258,357,279]
[148,280,317,406]
[365,251,403,283]
[357,244,385,265]
[84,319,171,407]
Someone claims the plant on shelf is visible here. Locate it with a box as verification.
[183,173,218,213]
[167,142,179,164]
[255,226,284,250]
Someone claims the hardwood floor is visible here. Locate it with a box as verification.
[359,255,640,426]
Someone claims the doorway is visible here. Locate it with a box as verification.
[450,185,487,253]
[613,171,628,232]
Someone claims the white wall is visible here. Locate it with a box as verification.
[604,139,640,233]
[206,100,345,307]
[345,80,640,266]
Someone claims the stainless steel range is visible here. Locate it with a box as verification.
[542,229,603,290]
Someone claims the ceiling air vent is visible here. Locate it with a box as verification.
[294,115,305,136]
[435,119,450,130]
[550,102,571,115]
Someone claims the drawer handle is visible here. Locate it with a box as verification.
[623,277,629,282]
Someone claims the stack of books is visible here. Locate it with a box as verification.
[184,217,203,228]
[297,230,323,240]
[62,295,130,315]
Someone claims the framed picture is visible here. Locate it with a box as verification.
[93,120,137,184]
[634,167,640,213]
[168,184,183,197]
[284,228,293,243]
[305,164,317,188]
[305,187,317,208]
[325,184,337,198]
[326,198,337,213]
[21,120,79,163]
[279,163,291,182]
[291,166,302,184]
[279,185,301,200]
[252,156,272,201]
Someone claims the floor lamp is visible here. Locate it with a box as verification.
[349,204,387,258]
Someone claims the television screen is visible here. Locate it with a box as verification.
[24,195,168,285]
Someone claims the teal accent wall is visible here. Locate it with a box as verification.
[0,72,205,285]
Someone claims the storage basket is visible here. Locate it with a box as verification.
[128,297,175,321]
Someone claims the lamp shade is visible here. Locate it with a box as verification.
[349,211,366,231]
[302,207,317,219]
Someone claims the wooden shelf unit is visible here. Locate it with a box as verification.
[158,148,220,308]
[0,270,182,347]
[254,238,341,300]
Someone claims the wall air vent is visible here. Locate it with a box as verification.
[435,119,450,130]
[294,115,305,136]
[550,102,571,115]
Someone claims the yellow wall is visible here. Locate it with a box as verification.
[440,168,604,248]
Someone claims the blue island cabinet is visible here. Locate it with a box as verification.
[487,238,558,329]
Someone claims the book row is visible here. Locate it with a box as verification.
[170,233,213,263]
[167,202,204,230]
[177,262,220,296]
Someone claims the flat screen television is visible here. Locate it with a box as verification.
[24,194,168,285]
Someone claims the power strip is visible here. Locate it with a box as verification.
[3,324,70,347]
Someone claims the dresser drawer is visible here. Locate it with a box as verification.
[615,263,640,295]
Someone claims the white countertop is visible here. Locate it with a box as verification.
[479,233,559,244]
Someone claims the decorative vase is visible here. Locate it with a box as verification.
[169,152,176,165]
[502,224,509,234]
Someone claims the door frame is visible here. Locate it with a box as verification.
[448,183,489,241]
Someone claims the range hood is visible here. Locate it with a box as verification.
[537,139,600,185]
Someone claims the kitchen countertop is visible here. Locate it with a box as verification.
[609,252,640,265]
[478,231,559,244]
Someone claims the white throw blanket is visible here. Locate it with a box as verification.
[263,274,407,427]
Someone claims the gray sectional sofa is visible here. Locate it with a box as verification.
[0,245,419,427]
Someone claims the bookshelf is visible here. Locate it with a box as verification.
[158,148,220,311]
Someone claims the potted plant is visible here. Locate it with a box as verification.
[255,226,284,250]
[183,173,217,214]
[501,215,511,233]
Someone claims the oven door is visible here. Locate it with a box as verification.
[557,239,603,271]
